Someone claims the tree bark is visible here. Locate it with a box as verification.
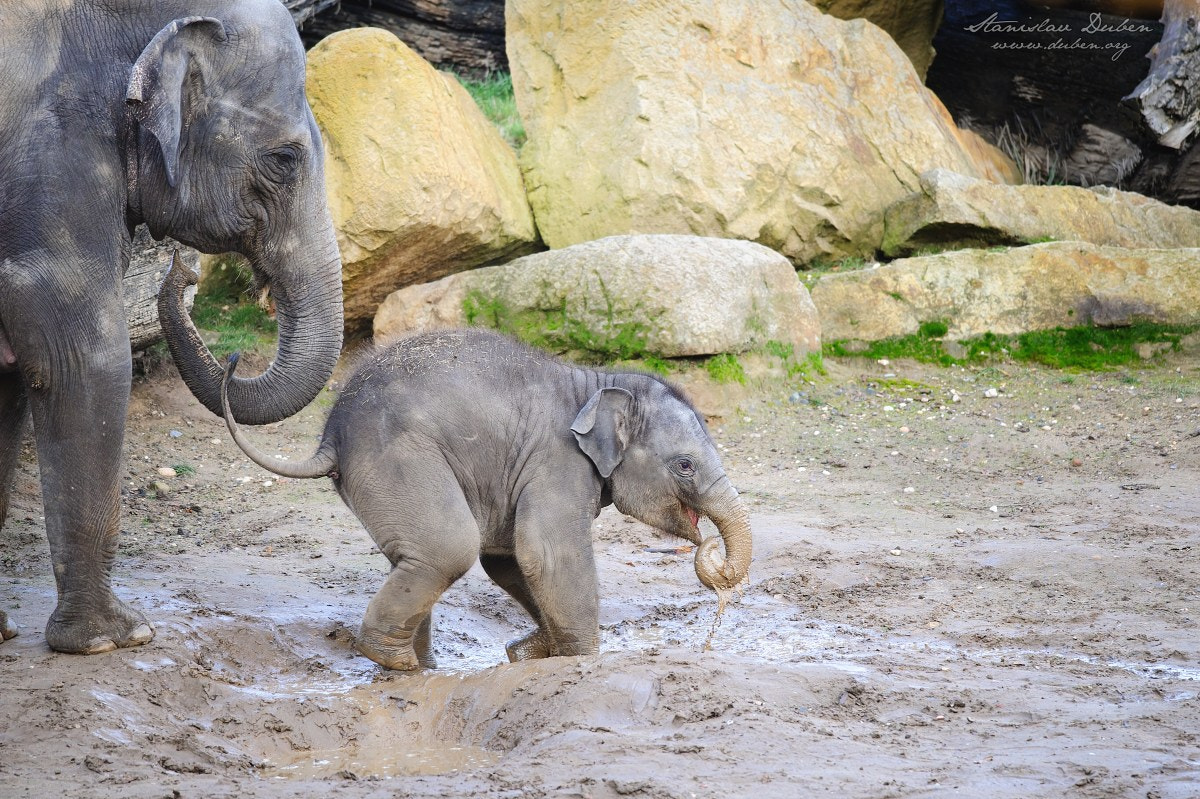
[282,0,342,27]
[926,1,1196,197]
[1125,0,1200,148]
[298,0,507,73]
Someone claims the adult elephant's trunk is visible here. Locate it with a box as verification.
[694,475,753,592]
[158,242,343,425]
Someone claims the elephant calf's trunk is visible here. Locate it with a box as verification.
[694,486,752,593]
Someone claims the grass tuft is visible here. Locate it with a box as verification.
[705,353,747,385]
[825,322,1198,371]
[463,290,649,363]
[190,256,278,360]
[454,72,525,149]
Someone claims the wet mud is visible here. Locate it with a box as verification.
[1,351,1198,797]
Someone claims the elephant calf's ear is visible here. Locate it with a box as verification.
[126,16,227,188]
[571,387,634,479]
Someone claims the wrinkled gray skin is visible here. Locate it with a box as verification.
[0,0,344,654]
[220,330,752,669]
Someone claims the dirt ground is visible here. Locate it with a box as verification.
[1,342,1198,799]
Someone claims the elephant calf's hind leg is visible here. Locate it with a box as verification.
[352,470,479,670]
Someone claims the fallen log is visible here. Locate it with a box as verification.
[282,0,342,27]
[297,0,506,73]
[1124,0,1200,148]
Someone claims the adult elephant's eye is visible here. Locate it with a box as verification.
[262,144,301,183]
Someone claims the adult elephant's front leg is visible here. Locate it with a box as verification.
[13,288,152,654]
[0,373,29,642]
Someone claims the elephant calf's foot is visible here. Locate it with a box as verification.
[505,629,555,662]
[45,597,153,655]
[1,610,16,642]
[356,631,421,671]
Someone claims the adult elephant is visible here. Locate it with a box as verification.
[0,0,344,654]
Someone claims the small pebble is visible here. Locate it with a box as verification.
[169,430,182,438]
[903,486,915,493]
[156,467,176,478]
[889,548,902,556]
[899,426,910,433]
[983,388,999,398]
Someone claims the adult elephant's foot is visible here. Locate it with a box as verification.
[356,629,421,671]
[1,610,17,641]
[505,629,554,662]
[45,595,153,654]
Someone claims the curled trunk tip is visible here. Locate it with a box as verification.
[694,534,751,592]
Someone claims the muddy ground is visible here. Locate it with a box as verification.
[1,343,1198,799]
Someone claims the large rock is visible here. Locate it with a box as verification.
[882,169,1200,256]
[374,235,821,358]
[306,27,538,333]
[506,0,983,265]
[811,242,1200,342]
[808,0,943,79]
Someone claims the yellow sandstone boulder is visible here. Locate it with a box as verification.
[506,0,982,265]
[307,28,538,332]
[812,242,1200,342]
[808,0,943,79]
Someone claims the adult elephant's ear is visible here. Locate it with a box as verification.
[126,17,227,188]
[571,387,634,479]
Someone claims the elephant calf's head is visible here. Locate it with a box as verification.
[571,382,752,592]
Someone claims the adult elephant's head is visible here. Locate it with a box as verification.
[128,0,343,425]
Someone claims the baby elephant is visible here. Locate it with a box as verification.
[222,329,751,669]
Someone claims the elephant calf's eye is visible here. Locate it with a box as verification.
[676,458,695,475]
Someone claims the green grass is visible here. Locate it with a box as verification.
[763,339,826,380]
[1009,324,1195,370]
[189,294,277,359]
[454,72,525,149]
[705,352,746,384]
[799,255,874,290]
[190,257,278,360]
[463,290,650,363]
[825,322,1199,371]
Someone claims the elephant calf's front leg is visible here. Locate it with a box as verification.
[480,554,555,662]
[512,493,601,659]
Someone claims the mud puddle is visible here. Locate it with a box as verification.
[3,353,1200,797]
